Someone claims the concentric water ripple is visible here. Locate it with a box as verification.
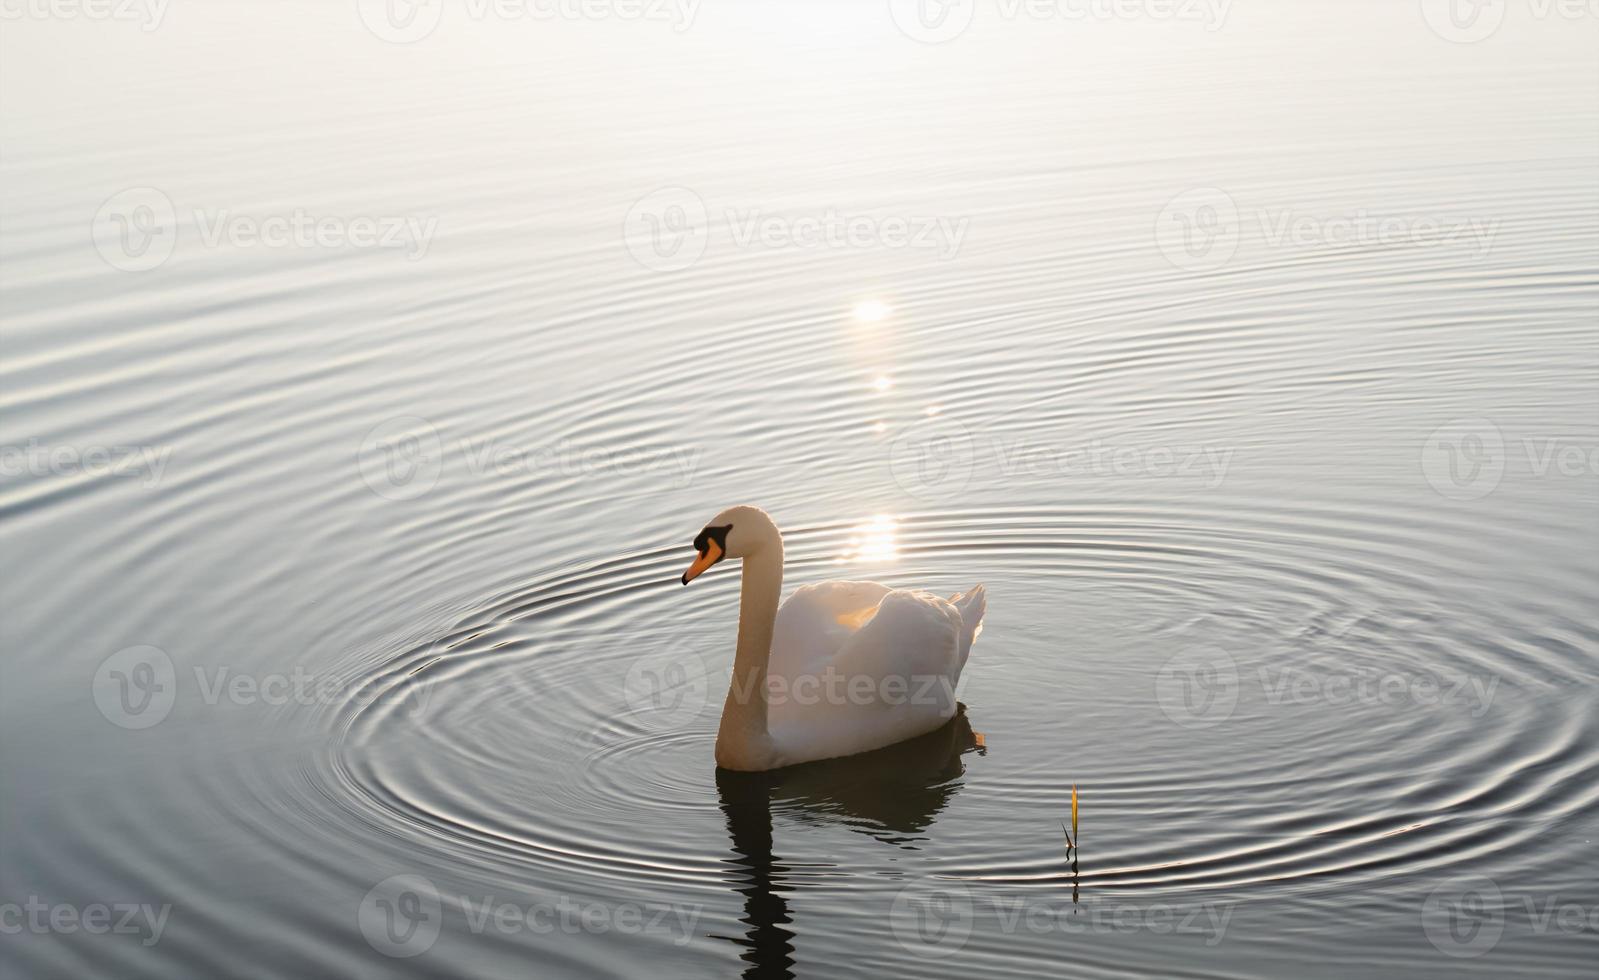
[283,501,1598,976]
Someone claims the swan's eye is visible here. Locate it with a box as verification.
[693,524,732,556]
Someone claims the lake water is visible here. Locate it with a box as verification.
[2,2,1596,978]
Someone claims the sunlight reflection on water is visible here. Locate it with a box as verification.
[837,515,900,564]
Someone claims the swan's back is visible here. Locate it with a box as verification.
[770,581,893,677]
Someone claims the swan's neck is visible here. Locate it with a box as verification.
[716,541,782,770]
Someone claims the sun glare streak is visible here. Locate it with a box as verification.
[838,515,900,564]
[853,300,890,322]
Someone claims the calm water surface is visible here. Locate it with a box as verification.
[2,2,1596,978]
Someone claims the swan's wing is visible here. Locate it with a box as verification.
[771,581,892,677]
[765,586,974,765]
[830,589,964,693]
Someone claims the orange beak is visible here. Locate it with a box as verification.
[681,539,723,585]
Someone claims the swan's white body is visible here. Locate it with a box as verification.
[765,581,985,765]
[681,506,986,772]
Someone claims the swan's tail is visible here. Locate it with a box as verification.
[951,584,986,670]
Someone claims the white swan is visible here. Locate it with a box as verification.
[680,505,986,772]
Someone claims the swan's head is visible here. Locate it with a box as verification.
[681,505,779,585]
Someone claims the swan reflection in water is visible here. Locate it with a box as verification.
[714,705,986,979]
